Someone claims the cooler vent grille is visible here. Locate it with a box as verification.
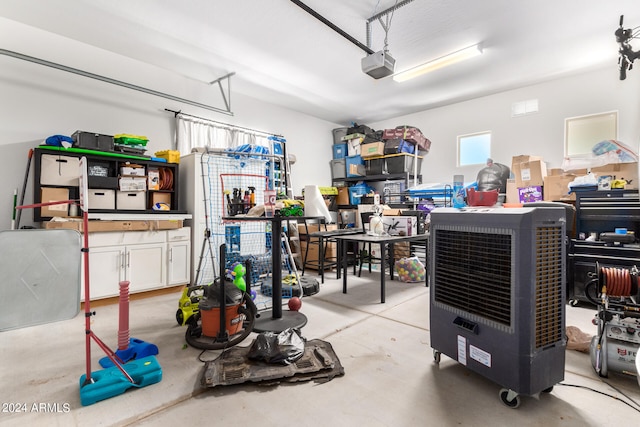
[535,226,564,348]
[433,229,512,326]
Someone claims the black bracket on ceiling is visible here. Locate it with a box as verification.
[1,48,234,116]
[365,0,415,51]
[290,0,375,55]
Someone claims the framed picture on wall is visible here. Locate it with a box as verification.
[564,111,618,156]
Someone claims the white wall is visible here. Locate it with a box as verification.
[0,17,337,230]
[372,67,640,184]
[3,17,639,230]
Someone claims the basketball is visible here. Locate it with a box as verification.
[288,297,302,311]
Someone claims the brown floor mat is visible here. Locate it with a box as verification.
[201,339,344,388]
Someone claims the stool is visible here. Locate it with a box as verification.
[358,212,391,277]
[302,222,336,276]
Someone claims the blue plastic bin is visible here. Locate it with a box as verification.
[345,155,364,177]
[349,183,369,205]
[333,143,348,159]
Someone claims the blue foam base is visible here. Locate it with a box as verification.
[98,338,159,368]
[79,355,162,406]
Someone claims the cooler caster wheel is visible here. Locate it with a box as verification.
[569,299,579,307]
[176,309,184,326]
[542,386,554,393]
[433,350,441,364]
[499,388,521,409]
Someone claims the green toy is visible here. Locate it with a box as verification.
[229,262,246,292]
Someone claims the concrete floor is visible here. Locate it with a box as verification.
[1,271,639,426]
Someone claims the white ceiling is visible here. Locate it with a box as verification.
[1,0,638,125]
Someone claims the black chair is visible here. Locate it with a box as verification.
[358,212,391,277]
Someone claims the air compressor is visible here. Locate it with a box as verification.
[585,263,640,384]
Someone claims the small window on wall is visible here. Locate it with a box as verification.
[458,131,491,166]
[565,111,617,156]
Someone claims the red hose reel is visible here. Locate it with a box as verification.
[599,266,638,298]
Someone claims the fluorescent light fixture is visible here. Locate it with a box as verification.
[393,44,483,82]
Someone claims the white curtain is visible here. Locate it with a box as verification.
[175,114,270,155]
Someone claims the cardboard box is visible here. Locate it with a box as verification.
[43,219,183,232]
[336,187,350,205]
[382,209,403,216]
[348,163,366,177]
[120,164,146,176]
[299,240,337,268]
[119,176,147,191]
[382,216,417,236]
[518,186,543,203]
[360,142,385,158]
[544,175,576,201]
[591,162,638,189]
[513,159,547,187]
[297,223,338,235]
[382,128,431,152]
[147,168,160,190]
[511,155,543,168]
[505,179,519,204]
[40,187,70,217]
[393,241,411,260]
[151,192,171,209]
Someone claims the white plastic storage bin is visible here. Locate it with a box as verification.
[116,191,146,210]
[87,189,116,210]
[40,154,80,186]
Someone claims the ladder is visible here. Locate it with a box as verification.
[281,229,300,285]
[269,135,293,198]
[282,142,293,199]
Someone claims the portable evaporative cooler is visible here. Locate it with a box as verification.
[429,206,566,408]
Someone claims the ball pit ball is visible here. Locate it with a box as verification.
[396,257,426,283]
[288,297,302,311]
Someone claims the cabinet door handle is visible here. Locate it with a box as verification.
[126,251,131,268]
[169,248,173,262]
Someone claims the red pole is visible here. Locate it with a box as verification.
[118,281,130,351]
[82,206,93,384]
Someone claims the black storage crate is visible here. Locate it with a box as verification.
[385,153,422,174]
[72,131,114,152]
[384,139,415,155]
[365,158,385,175]
[86,160,118,188]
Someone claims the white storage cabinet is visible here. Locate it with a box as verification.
[81,227,190,300]
[167,227,191,286]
